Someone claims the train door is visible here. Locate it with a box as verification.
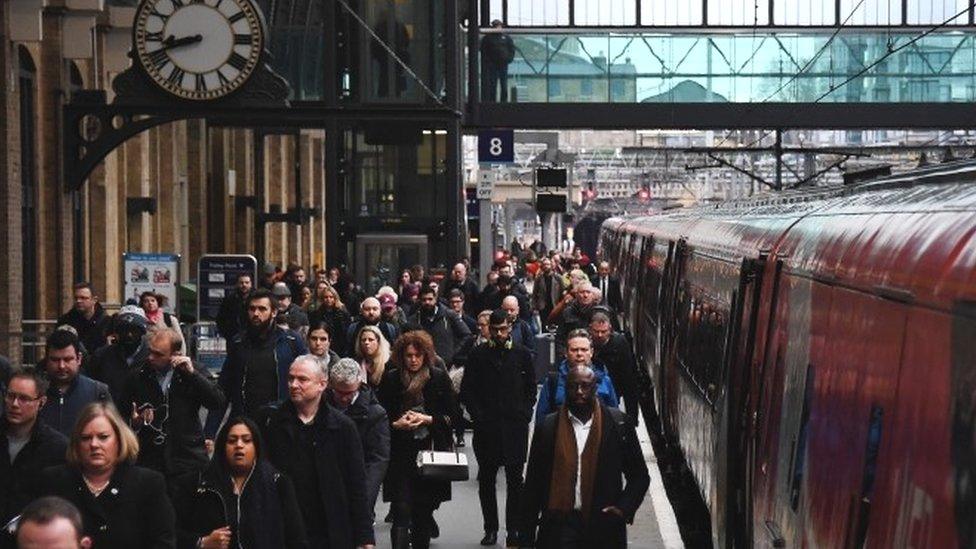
[725,256,769,548]
[658,239,686,436]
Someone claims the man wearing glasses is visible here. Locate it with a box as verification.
[0,366,68,527]
[119,328,224,485]
[461,309,537,547]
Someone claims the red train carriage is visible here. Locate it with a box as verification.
[600,161,976,548]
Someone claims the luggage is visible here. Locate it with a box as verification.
[534,332,556,382]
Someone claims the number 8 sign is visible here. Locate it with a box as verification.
[478,130,514,163]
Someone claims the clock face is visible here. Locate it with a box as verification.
[134,0,264,100]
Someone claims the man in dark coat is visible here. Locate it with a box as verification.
[0,367,68,525]
[591,261,623,314]
[461,309,536,547]
[531,257,564,326]
[120,328,225,483]
[215,273,252,340]
[589,313,640,426]
[57,282,112,354]
[272,282,309,332]
[480,19,516,102]
[328,358,390,520]
[84,306,150,403]
[520,365,649,548]
[256,355,375,549]
[206,289,308,437]
[38,330,111,437]
[347,297,399,347]
[408,286,471,366]
[440,263,480,316]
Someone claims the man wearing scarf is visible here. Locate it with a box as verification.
[520,365,649,548]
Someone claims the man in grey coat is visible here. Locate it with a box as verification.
[329,358,391,519]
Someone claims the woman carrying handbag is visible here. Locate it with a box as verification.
[376,331,461,549]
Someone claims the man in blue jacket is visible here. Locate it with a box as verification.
[38,330,111,436]
[206,288,307,437]
[535,329,618,423]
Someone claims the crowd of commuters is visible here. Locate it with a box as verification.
[0,243,648,548]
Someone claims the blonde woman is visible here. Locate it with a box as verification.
[354,324,390,388]
[39,402,176,548]
[310,283,352,356]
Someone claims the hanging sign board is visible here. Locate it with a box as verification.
[197,254,258,322]
[478,129,514,163]
[122,253,181,312]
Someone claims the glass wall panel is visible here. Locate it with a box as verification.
[707,0,770,25]
[775,0,833,25]
[906,0,970,25]
[347,0,445,104]
[640,0,703,26]
[574,0,638,26]
[494,29,976,103]
[342,127,448,218]
[840,0,902,26]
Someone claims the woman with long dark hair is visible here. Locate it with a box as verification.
[175,417,306,549]
[376,331,459,549]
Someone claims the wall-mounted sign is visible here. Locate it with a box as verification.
[123,252,181,312]
[197,254,258,322]
[478,129,514,163]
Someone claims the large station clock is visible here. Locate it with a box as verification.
[133,0,266,101]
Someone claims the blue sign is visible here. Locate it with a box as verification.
[197,255,258,322]
[478,130,514,163]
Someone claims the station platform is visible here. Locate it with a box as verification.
[373,410,685,548]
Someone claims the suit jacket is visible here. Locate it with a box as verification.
[591,275,623,313]
[520,405,649,548]
[40,464,176,549]
[531,272,564,314]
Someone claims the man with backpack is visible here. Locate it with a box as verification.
[408,286,471,366]
[535,329,619,423]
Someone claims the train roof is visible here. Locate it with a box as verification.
[603,160,976,310]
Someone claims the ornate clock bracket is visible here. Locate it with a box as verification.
[64,50,290,191]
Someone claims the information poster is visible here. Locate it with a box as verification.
[197,254,258,322]
[122,253,181,312]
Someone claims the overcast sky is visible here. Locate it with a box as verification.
[490,0,971,26]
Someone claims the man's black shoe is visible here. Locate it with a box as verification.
[481,531,498,546]
[431,517,440,539]
[505,533,519,547]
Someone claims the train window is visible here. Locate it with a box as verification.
[790,363,816,512]
[674,278,729,399]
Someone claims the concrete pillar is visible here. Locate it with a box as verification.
[265,134,283,265]
[311,134,326,269]
[156,123,179,253]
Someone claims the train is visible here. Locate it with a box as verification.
[599,160,976,548]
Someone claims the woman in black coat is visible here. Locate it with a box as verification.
[39,402,176,548]
[376,331,459,549]
[308,284,352,356]
[175,417,307,549]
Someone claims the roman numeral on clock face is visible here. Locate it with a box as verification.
[166,66,186,86]
[234,34,252,45]
[227,52,248,71]
[229,11,246,23]
[145,31,164,42]
[195,73,208,91]
[148,48,170,69]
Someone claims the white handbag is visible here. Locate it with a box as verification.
[417,441,469,481]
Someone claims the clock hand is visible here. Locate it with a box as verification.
[159,34,203,51]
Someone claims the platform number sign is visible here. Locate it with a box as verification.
[478,130,514,164]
